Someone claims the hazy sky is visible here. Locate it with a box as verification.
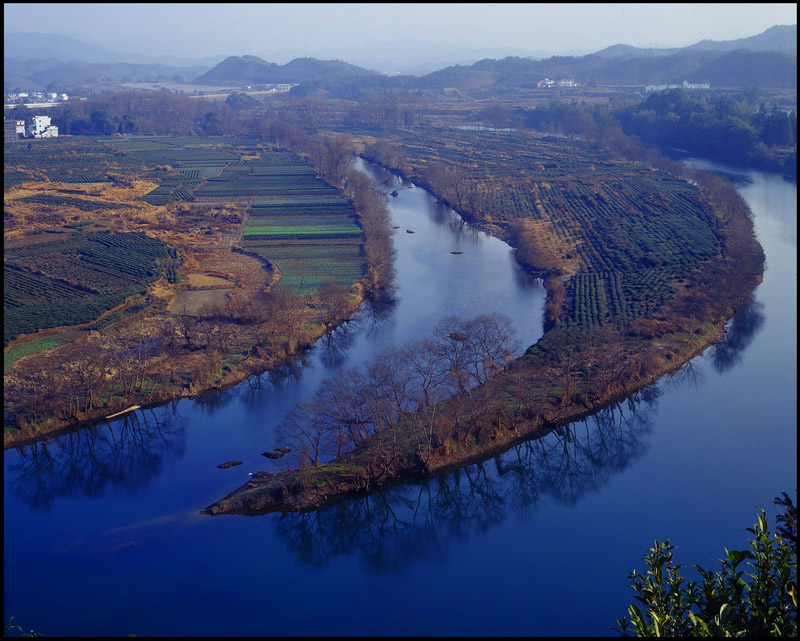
[4,3,797,60]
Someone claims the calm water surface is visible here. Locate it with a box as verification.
[4,158,796,636]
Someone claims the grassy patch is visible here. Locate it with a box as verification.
[4,332,74,372]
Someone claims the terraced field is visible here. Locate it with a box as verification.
[105,140,365,293]
[103,136,250,204]
[4,136,365,347]
[241,195,365,292]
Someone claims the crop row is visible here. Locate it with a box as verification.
[5,232,173,344]
[46,174,112,184]
[18,194,121,212]
[5,284,146,346]
[251,165,317,176]
[4,266,89,307]
[560,263,688,327]
[252,198,352,207]
[246,216,356,227]
[243,243,363,259]
[248,205,355,217]
[565,272,608,327]
[242,230,362,241]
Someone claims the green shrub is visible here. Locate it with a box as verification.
[617,496,797,637]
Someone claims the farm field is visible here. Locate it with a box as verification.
[96,139,366,294]
[4,134,367,439]
[4,231,175,345]
[3,330,76,373]
[365,127,724,329]
[5,137,365,327]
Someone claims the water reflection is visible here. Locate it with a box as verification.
[275,387,657,571]
[360,290,399,336]
[267,353,310,387]
[191,387,237,417]
[319,321,358,369]
[710,294,766,374]
[7,408,186,511]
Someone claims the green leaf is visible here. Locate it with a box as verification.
[688,611,711,636]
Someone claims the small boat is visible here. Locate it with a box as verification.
[105,405,141,419]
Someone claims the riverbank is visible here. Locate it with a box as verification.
[203,147,765,516]
[202,315,730,516]
[3,284,368,450]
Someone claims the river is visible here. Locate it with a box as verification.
[3,157,795,636]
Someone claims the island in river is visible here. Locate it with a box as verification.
[203,127,765,516]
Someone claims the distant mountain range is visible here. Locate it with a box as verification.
[190,24,796,94]
[3,24,797,94]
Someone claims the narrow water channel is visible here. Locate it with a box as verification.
[3,158,795,636]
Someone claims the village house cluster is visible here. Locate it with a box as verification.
[4,114,59,139]
[5,91,70,103]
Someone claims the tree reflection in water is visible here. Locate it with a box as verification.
[275,387,658,572]
[192,387,237,417]
[267,353,309,387]
[663,358,704,393]
[710,294,766,374]
[7,407,186,512]
[360,290,399,337]
[319,320,358,369]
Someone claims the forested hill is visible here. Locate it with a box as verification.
[4,57,209,89]
[413,49,797,90]
[595,24,797,59]
[193,55,379,85]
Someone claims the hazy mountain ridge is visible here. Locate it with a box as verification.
[4,57,210,90]
[596,24,796,59]
[371,48,795,96]
[193,55,380,85]
[4,31,225,67]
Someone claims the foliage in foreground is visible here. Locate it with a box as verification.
[4,617,42,637]
[617,494,797,637]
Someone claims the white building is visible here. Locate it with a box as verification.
[27,115,58,138]
[646,80,710,93]
[15,119,25,135]
[682,80,710,90]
